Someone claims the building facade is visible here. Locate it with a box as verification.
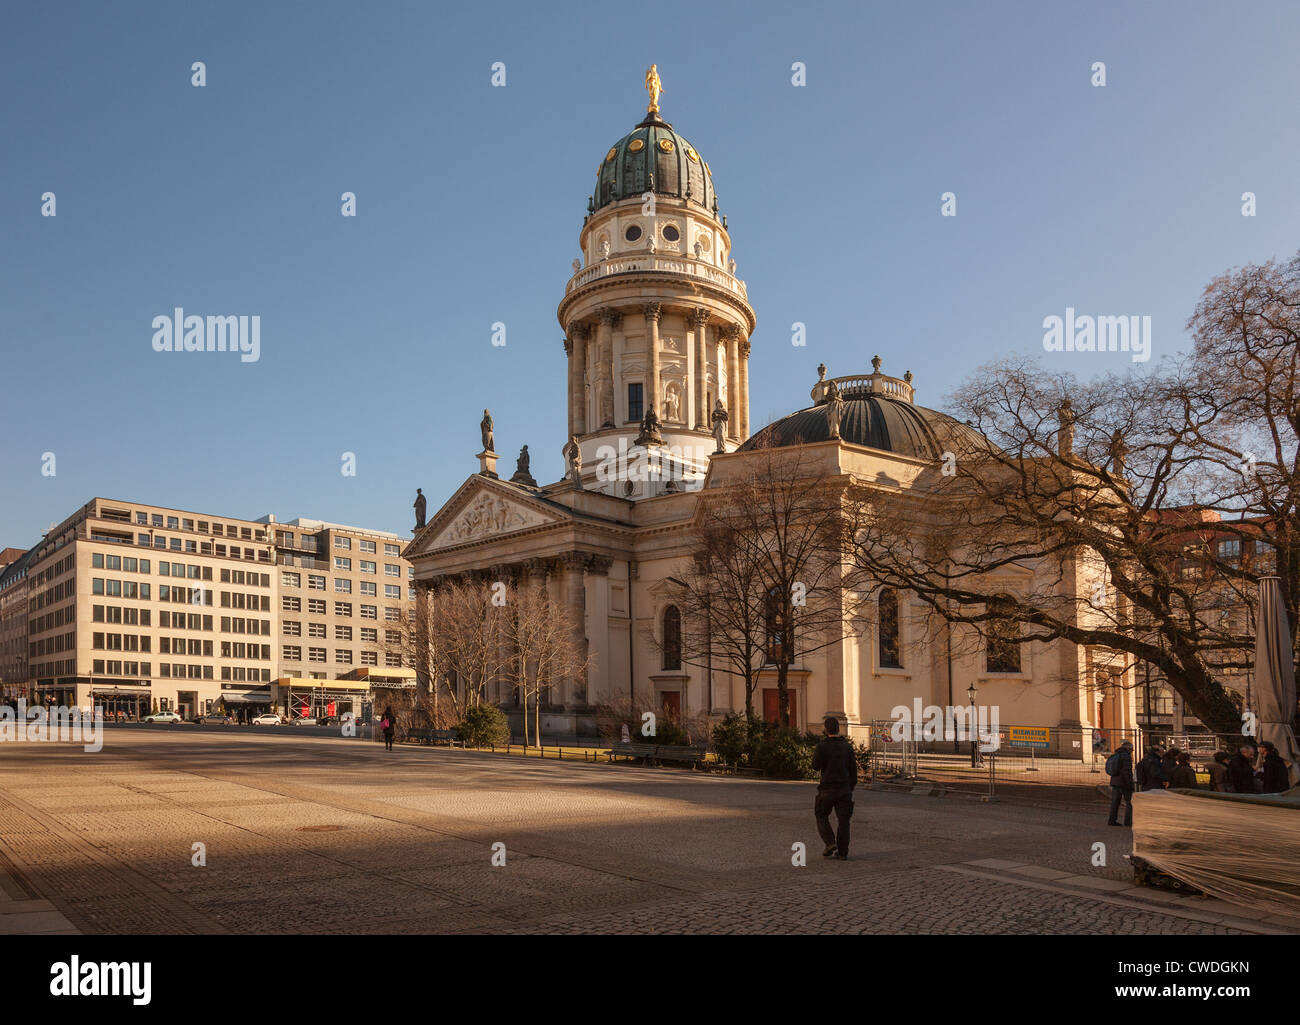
[404,75,1140,752]
[5,498,412,719]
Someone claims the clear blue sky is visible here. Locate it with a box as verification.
[3,0,1297,545]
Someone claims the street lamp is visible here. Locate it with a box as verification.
[967,683,979,768]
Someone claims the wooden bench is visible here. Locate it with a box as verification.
[608,742,708,768]
[405,728,433,745]
[430,729,461,747]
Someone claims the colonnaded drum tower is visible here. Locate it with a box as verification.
[556,66,757,498]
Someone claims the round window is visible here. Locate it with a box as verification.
[662,224,680,242]
[624,225,643,242]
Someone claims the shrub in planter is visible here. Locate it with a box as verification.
[456,704,511,748]
[753,727,817,780]
[652,719,691,746]
[711,713,749,767]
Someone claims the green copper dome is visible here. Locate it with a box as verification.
[590,111,718,216]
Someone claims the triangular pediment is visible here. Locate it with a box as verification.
[407,478,563,557]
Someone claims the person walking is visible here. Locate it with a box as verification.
[1206,751,1231,792]
[1168,751,1198,789]
[381,706,396,752]
[1227,744,1257,794]
[1105,740,1134,827]
[1258,740,1290,794]
[812,716,858,860]
[1136,743,1167,791]
[1160,745,1181,782]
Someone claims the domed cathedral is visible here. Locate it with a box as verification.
[403,68,1137,746]
[558,62,756,498]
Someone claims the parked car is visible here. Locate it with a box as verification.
[251,713,283,726]
[144,711,183,724]
[196,713,233,725]
[293,717,319,726]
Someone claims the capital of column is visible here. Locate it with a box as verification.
[523,557,552,579]
[643,302,663,323]
[560,551,589,573]
[563,337,573,356]
[690,307,711,328]
[721,323,741,342]
[586,555,613,576]
[598,307,619,327]
[739,337,751,358]
[569,321,590,340]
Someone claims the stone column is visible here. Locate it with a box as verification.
[489,563,512,706]
[572,324,588,436]
[723,325,740,440]
[644,302,662,419]
[561,553,589,708]
[585,556,612,707]
[563,337,575,440]
[691,308,709,430]
[597,309,617,428]
[738,336,751,440]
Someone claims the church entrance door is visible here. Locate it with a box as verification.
[762,688,797,730]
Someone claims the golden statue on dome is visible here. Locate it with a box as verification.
[645,64,663,114]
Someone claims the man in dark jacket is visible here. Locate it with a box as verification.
[812,716,858,860]
[1107,740,1134,826]
[1161,746,1181,783]
[1136,744,1167,791]
[1258,741,1291,794]
[1227,744,1257,794]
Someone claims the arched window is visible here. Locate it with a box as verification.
[764,588,793,666]
[985,599,1022,674]
[662,605,682,671]
[878,587,901,668]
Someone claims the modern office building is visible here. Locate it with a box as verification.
[263,515,417,718]
[8,498,411,719]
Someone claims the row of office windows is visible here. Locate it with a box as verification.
[331,537,401,557]
[282,645,400,667]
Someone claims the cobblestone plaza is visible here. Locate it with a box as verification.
[0,729,1291,936]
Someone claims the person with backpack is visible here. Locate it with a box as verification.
[381,705,395,751]
[1168,751,1198,789]
[1106,740,1135,827]
[1135,743,1167,791]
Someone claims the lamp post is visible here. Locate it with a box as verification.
[967,683,979,768]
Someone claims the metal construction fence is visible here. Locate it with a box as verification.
[867,720,1248,797]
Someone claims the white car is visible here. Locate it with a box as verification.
[292,717,319,726]
[144,711,183,724]
[252,713,283,726]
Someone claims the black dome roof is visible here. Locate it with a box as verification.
[591,112,717,216]
[739,383,990,461]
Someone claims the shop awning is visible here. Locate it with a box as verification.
[217,691,271,703]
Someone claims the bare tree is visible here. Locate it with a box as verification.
[678,444,854,728]
[845,252,1300,733]
[504,581,589,747]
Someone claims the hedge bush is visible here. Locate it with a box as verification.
[456,704,511,748]
[753,727,817,779]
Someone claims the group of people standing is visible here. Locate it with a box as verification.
[1107,738,1292,826]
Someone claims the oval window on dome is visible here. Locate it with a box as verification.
[624,224,643,242]
[662,224,680,242]
[686,147,699,162]
[628,138,645,153]
[658,138,675,153]
[606,148,617,162]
